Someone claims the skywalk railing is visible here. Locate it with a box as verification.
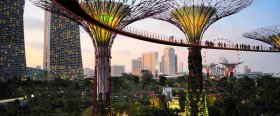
[123,26,280,53]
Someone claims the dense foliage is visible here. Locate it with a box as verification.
[208,76,280,116]
[0,78,92,116]
[0,74,280,115]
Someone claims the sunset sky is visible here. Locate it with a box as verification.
[23,0,280,73]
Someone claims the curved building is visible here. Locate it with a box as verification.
[44,11,83,80]
[0,0,26,80]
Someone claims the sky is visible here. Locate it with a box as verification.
[23,0,280,74]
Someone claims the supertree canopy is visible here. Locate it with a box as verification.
[172,6,216,45]
[30,0,169,115]
[244,25,280,50]
[204,63,217,78]
[154,0,253,45]
[153,0,253,115]
[220,62,243,78]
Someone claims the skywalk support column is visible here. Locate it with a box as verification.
[95,46,112,115]
[188,47,204,115]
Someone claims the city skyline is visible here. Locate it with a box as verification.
[23,0,280,73]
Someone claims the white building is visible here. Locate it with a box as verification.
[162,87,184,99]
[243,65,251,74]
[36,65,41,69]
[178,62,184,74]
[84,68,94,77]
[111,65,125,77]
[159,55,164,74]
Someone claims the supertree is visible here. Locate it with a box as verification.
[244,25,280,51]
[153,0,253,115]
[203,63,217,78]
[29,0,169,115]
[223,67,230,77]
[220,62,243,78]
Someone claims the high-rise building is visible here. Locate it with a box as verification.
[220,57,228,64]
[178,62,183,73]
[111,65,125,77]
[243,65,251,74]
[0,0,26,80]
[159,55,164,74]
[84,68,94,76]
[36,65,41,69]
[26,67,46,81]
[211,63,217,75]
[142,52,158,77]
[163,48,176,76]
[44,11,83,80]
[175,55,178,74]
[243,65,248,74]
[132,58,142,76]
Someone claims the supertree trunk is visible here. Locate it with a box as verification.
[187,47,206,116]
[230,72,234,78]
[93,46,112,116]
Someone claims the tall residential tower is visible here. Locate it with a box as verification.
[132,58,142,76]
[163,47,177,76]
[0,0,26,80]
[142,52,158,77]
[111,65,125,77]
[44,11,83,80]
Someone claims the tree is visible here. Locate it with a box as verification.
[159,75,167,86]
[141,70,154,87]
[82,107,92,116]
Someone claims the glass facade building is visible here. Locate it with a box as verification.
[142,52,158,78]
[163,48,176,76]
[44,11,83,80]
[0,0,26,80]
[26,67,46,81]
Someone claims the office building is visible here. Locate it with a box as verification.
[26,67,46,81]
[44,11,83,80]
[132,58,142,76]
[178,62,183,74]
[159,55,164,74]
[243,65,251,74]
[0,0,26,80]
[84,68,94,76]
[111,65,125,77]
[142,52,158,77]
[175,55,178,74]
[36,65,41,69]
[163,48,176,76]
